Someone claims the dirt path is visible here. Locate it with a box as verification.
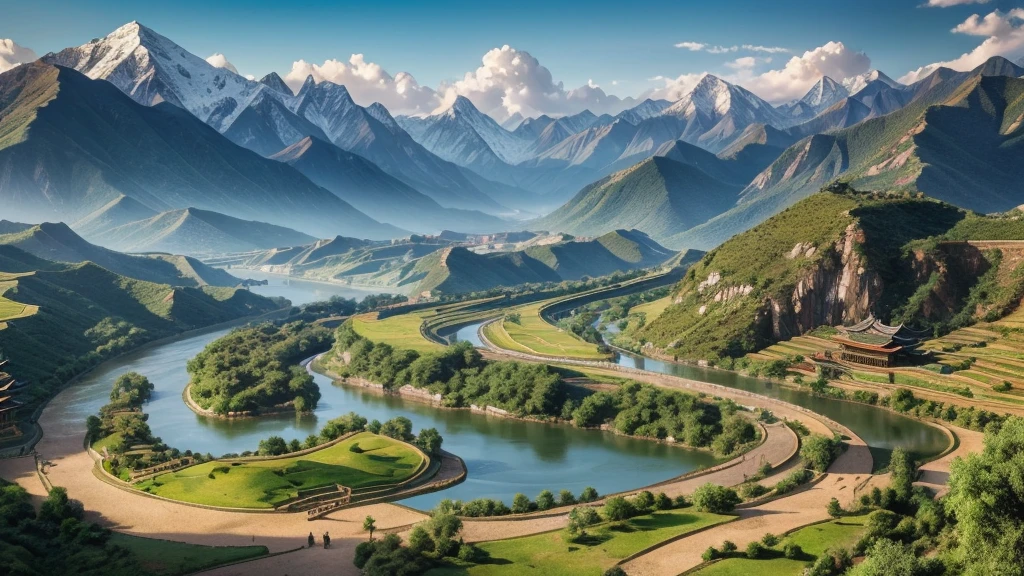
[915,425,984,498]
[1,385,428,556]
[622,438,873,576]
[459,422,799,543]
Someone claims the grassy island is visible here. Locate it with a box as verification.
[134,432,424,508]
[186,320,331,415]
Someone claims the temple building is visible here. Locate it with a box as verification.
[831,316,926,368]
[0,360,21,433]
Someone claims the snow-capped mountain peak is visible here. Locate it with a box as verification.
[842,70,901,94]
[44,21,266,131]
[799,76,849,110]
[259,72,292,96]
[414,95,531,164]
[663,74,784,126]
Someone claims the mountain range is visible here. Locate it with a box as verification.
[2,19,1023,266]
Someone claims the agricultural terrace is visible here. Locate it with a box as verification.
[691,515,868,576]
[351,311,444,353]
[483,300,609,360]
[134,432,424,509]
[0,275,38,328]
[426,510,729,576]
[749,325,1024,412]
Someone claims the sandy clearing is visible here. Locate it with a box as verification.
[915,425,984,498]
[622,438,874,576]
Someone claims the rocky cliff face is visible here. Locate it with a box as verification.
[764,223,881,340]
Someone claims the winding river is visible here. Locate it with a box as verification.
[52,271,948,512]
[56,272,721,511]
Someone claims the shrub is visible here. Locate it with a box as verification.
[761,533,779,547]
[745,540,766,559]
[603,496,636,521]
[603,568,627,576]
[784,543,802,559]
[739,482,769,499]
[801,433,843,472]
[536,490,556,511]
[702,546,719,561]
[558,489,577,506]
[579,486,599,503]
[721,540,737,553]
[692,483,741,513]
[827,497,843,518]
[511,493,532,514]
[457,543,488,562]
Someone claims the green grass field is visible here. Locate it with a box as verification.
[426,511,729,576]
[135,433,423,508]
[109,533,268,575]
[630,296,673,323]
[0,286,38,329]
[487,301,608,360]
[351,311,443,353]
[691,515,868,576]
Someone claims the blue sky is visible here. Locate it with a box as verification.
[4,0,1024,115]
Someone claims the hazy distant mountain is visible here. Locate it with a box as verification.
[0,62,403,241]
[672,57,1024,250]
[533,154,741,242]
[501,112,525,130]
[271,136,509,233]
[415,229,676,294]
[398,96,530,165]
[777,77,849,124]
[0,222,240,286]
[85,208,317,255]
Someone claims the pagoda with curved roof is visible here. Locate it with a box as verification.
[832,315,927,368]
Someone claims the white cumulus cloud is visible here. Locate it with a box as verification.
[924,0,990,7]
[899,8,1024,83]
[647,73,708,101]
[675,41,707,51]
[0,39,38,73]
[437,45,634,120]
[735,41,871,102]
[284,54,439,116]
[205,53,238,75]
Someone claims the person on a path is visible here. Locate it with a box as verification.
[307,532,315,548]
[324,532,331,549]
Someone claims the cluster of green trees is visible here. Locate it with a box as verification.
[187,321,331,415]
[334,324,760,455]
[354,508,479,575]
[556,310,606,349]
[0,482,149,575]
[245,412,444,458]
[334,324,566,417]
[800,433,844,472]
[433,486,600,518]
[570,385,756,456]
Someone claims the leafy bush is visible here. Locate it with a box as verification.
[692,483,741,513]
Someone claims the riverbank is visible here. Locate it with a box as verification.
[181,382,308,419]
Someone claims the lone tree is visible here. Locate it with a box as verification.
[827,497,843,518]
[566,506,601,538]
[363,515,376,540]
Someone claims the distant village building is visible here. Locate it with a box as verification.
[831,316,926,368]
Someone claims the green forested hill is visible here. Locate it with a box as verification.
[639,190,1024,360]
[0,222,240,287]
[0,247,283,408]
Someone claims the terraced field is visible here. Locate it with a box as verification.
[0,276,38,328]
[483,301,609,360]
[350,311,444,353]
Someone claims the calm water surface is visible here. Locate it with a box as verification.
[59,278,720,510]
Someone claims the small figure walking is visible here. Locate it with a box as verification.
[323,532,331,549]
[307,531,315,549]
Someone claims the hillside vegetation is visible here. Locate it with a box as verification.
[0,246,282,410]
[0,223,240,287]
[639,188,1024,360]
